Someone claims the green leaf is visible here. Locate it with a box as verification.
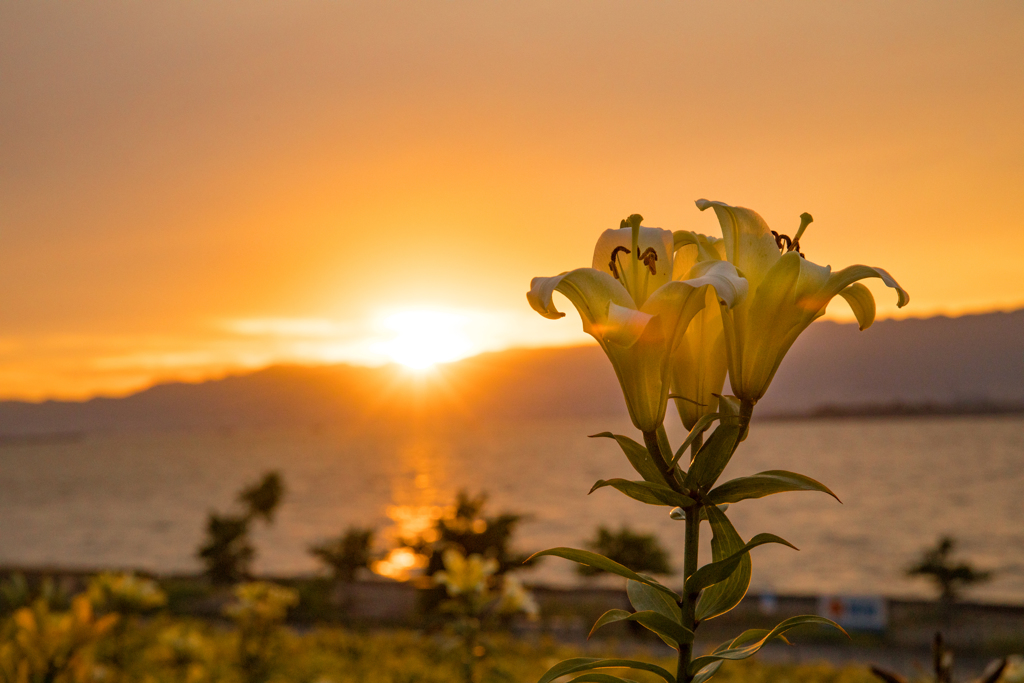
[685,533,796,596]
[527,548,679,600]
[590,433,664,484]
[691,661,724,683]
[537,658,676,683]
[590,479,695,508]
[627,580,681,621]
[668,412,723,467]
[588,609,693,647]
[684,423,742,491]
[694,506,749,622]
[708,470,840,505]
[626,581,683,648]
[688,615,845,674]
[568,675,641,683]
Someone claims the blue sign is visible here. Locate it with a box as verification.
[817,595,887,631]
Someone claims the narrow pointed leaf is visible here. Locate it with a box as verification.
[527,548,679,599]
[627,581,683,648]
[590,433,664,484]
[589,609,694,647]
[684,423,742,491]
[708,471,840,505]
[695,506,750,621]
[537,658,676,683]
[687,615,845,674]
[685,533,796,596]
[691,661,724,683]
[668,413,723,467]
[590,479,695,508]
[569,675,642,683]
[627,580,681,621]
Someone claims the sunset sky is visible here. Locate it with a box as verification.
[2,2,1022,400]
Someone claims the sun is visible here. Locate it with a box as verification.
[378,309,475,370]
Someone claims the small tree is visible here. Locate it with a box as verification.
[309,527,376,583]
[238,472,284,523]
[577,525,672,577]
[198,472,284,584]
[907,535,992,602]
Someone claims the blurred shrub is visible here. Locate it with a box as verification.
[0,595,117,683]
[309,528,376,583]
[578,525,672,577]
[87,573,167,616]
[224,582,298,683]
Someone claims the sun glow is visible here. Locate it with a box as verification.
[377,310,475,370]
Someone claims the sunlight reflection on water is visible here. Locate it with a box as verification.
[0,415,1021,603]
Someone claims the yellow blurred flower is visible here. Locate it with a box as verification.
[433,549,498,597]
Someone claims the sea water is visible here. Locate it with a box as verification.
[0,415,1021,603]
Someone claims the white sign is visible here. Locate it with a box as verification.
[817,595,887,631]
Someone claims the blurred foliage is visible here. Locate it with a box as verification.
[405,491,532,578]
[309,528,376,583]
[578,525,673,577]
[198,472,284,585]
[224,582,298,683]
[0,595,117,683]
[400,490,533,618]
[907,536,992,602]
[87,573,167,616]
[0,597,886,683]
[237,473,284,524]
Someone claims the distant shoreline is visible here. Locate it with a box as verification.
[759,401,1024,422]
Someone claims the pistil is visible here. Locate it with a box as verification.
[770,212,813,259]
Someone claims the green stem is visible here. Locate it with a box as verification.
[677,440,702,683]
[643,429,701,683]
[642,429,686,493]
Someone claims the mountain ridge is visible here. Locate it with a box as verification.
[1,309,1021,434]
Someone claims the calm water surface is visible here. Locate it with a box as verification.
[0,416,1021,603]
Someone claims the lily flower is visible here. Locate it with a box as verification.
[528,215,747,433]
[434,549,498,596]
[669,232,730,430]
[693,199,909,406]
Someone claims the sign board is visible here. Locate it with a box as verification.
[817,595,887,631]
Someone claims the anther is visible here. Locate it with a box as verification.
[609,246,631,279]
[771,230,792,252]
[638,247,658,275]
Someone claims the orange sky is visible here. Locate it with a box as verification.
[2,2,1023,400]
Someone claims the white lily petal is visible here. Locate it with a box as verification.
[592,226,675,306]
[527,273,571,320]
[671,288,728,430]
[819,264,910,310]
[837,282,876,330]
[527,268,634,333]
[680,260,748,309]
[735,252,807,401]
[604,303,654,348]
[696,199,781,290]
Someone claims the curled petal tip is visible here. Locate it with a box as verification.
[695,199,712,211]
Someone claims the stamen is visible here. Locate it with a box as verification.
[638,247,658,275]
[771,230,792,252]
[609,246,631,279]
